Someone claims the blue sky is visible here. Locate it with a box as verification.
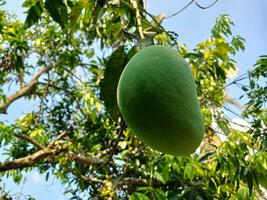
[1,0,267,199]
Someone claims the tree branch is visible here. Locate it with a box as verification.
[0,146,65,172]
[165,0,195,19]
[80,175,162,188]
[80,175,105,184]
[0,129,107,173]
[115,177,153,187]
[99,121,127,168]
[68,152,105,165]
[0,129,66,172]
[0,65,53,114]
[165,0,218,20]
[195,0,218,9]
[200,72,248,105]
[121,0,178,46]
[14,132,45,150]
[47,130,68,148]
[131,0,145,42]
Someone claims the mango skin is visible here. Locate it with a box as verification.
[117,45,204,156]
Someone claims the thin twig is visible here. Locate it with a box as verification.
[64,68,84,83]
[41,81,87,117]
[165,0,195,19]
[99,121,127,168]
[121,0,178,46]
[222,105,250,124]
[224,114,251,129]
[200,72,248,105]
[0,64,54,114]
[14,132,45,150]
[195,0,218,9]
[164,0,218,20]
[47,130,68,148]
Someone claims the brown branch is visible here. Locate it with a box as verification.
[99,121,127,168]
[17,68,26,88]
[14,132,45,150]
[80,175,104,184]
[115,177,152,187]
[0,129,108,173]
[68,152,105,165]
[47,130,68,148]
[0,65,53,114]
[14,130,68,150]
[96,147,113,158]
[14,131,105,166]
[80,175,162,189]
[0,146,65,172]
[0,129,66,172]
[79,166,162,190]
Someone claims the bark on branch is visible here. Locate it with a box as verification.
[0,147,65,172]
[0,130,66,172]
[0,130,105,172]
[68,152,105,165]
[80,175,162,188]
[115,177,153,187]
[0,65,53,114]
[14,132,45,150]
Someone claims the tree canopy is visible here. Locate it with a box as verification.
[0,0,266,199]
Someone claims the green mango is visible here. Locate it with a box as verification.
[117,45,204,156]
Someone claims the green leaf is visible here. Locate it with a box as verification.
[153,189,167,200]
[45,0,68,28]
[245,171,253,196]
[118,141,127,149]
[126,46,139,61]
[217,119,230,134]
[263,113,267,127]
[45,172,50,181]
[231,35,245,52]
[212,14,234,38]
[24,1,43,29]
[154,171,165,183]
[100,46,138,121]
[69,0,84,33]
[242,86,249,92]
[162,165,170,183]
[129,192,150,200]
[198,152,215,162]
[237,188,250,200]
[258,174,267,189]
[0,123,13,146]
[154,164,169,184]
[100,46,126,121]
[184,164,194,181]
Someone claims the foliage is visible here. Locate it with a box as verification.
[0,1,266,199]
